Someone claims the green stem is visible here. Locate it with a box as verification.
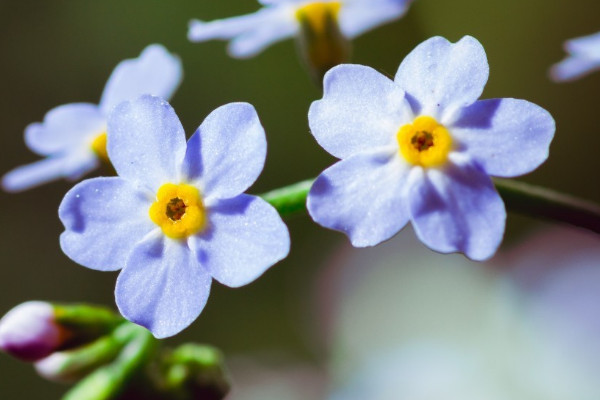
[62,325,156,400]
[494,178,600,234]
[259,178,313,217]
[38,323,137,382]
[259,177,600,234]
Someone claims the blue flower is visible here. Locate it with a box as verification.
[307,36,555,261]
[2,45,182,192]
[551,31,600,82]
[58,96,290,338]
[188,0,414,58]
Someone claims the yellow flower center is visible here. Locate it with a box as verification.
[295,2,342,33]
[397,116,453,168]
[149,183,206,239]
[90,132,109,163]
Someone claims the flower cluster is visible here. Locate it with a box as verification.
[2,2,566,342]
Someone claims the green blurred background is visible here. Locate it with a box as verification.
[1,0,600,397]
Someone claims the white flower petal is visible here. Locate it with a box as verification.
[308,150,411,247]
[190,194,290,288]
[59,177,155,271]
[116,233,212,338]
[408,159,506,261]
[24,103,105,156]
[181,103,266,201]
[99,45,183,114]
[394,36,489,121]
[2,151,98,193]
[107,95,186,191]
[309,64,409,159]
[339,0,413,38]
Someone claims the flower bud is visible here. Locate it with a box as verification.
[0,301,123,363]
[0,301,67,361]
[164,344,230,400]
[295,2,351,84]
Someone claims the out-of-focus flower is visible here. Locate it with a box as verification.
[187,0,414,58]
[2,44,182,192]
[0,302,123,363]
[59,95,290,338]
[222,227,600,399]
[550,31,600,82]
[307,36,555,260]
[0,302,66,361]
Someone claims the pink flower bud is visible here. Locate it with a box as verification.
[0,302,65,361]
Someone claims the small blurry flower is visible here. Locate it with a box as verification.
[550,31,600,82]
[307,36,555,260]
[59,95,290,338]
[0,302,123,363]
[0,302,66,361]
[2,44,182,192]
[187,0,414,59]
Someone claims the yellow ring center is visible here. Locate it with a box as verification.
[149,183,206,239]
[397,116,453,168]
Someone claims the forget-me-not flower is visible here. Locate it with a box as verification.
[2,45,182,192]
[307,36,555,261]
[551,31,600,82]
[58,95,290,338]
[188,0,415,58]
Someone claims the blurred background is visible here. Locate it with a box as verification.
[1,0,600,397]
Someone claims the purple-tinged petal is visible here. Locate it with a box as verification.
[190,194,290,288]
[116,233,212,338]
[307,150,410,247]
[107,95,186,191]
[188,7,295,58]
[182,103,266,201]
[228,22,296,58]
[450,98,555,177]
[394,36,489,121]
[59,177,155,271]
[550,57,600,82]
[339,0,413,38]
[24,103,105,156]
[309,64,409,159]
[2,151,98,193]
[408,157,506,261]
[564,31,600,57]
[99,45,183,115]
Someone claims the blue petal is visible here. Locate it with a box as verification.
[339,0,413,38]
[2,151,98,193]
[564,31,600,56]
[59,177,155,271]
[307,150,410,247]
[450,98,555,177]
[408,158,506,261]
[188,7,294,58]
[116,233,212,338]
[228,22,296,58]
[99,45,183,114]
[190,194,290,288]
[394,36,489,121]
[181,103,266,202]
[550,57,600,82]
[309,64,409,159]
[107,95,186,191]
[24,103,105,156]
